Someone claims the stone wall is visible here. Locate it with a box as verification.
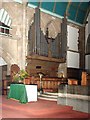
[0,2,35,74]
[0,1,62,75]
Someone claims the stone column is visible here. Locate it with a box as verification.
[0,0,2,9]
[21,1,28,70]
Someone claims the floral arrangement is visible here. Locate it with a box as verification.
[13,69,29,82]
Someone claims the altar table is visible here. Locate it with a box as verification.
[8,84,37,104]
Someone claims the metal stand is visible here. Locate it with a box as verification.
[39,73,43,95]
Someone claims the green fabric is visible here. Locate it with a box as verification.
[8,84,28,104]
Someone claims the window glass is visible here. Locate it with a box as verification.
[0,8,11,35]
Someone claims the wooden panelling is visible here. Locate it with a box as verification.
[26,57,61,77]
[0,65,7,80]
[2,80,7,95]
[68,79,78,85]
[81,72,90,86]
[2,79,11,95]
[23,77,67,92]
[23,77,31,84]
[81,72,87,85]
[67,68,82,79]
[10,64,20,81]
[67,67,82,85]
[87,74,90,85]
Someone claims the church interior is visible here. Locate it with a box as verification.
[0,0,90,119]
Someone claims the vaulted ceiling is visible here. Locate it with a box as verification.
[28,1,90,26]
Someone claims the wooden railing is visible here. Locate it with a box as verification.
[23,77,67,92]
[2,77,67,95]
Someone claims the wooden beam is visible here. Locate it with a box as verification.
[26,55,65,63]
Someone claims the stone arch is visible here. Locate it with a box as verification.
[45,20,59,38]
[45,20,53,30]
[0,47,17,75]
[40,12,61,38]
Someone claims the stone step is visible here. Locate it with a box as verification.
[38,92,58,101]
[43,92,58,96]
[38,96,57,101]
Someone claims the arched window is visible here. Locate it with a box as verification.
[0,8,12,35]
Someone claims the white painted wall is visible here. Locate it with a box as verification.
[85,55,90,71]
[67,25,79,51]
[67,51,79,68]
[67,25,79,68]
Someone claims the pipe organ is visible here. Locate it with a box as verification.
[27,7,67,77]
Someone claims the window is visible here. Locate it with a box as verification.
[0,8,12,36]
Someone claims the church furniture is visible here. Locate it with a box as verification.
[8,84,37,103]
[68,79,78,85]
[81,72,90,86]
[67,68,82,85]
[0,65,10,95]
[10,64,20,81]
[23,77,31,84]
[25,84,37,102]
[0,65,7,80]
[26,8,66,78]
[2,79,11,95]
[2,76,67,95]
[23,77,67,92]
[87,73,90,85]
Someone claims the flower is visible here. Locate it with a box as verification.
[13,69,29,81]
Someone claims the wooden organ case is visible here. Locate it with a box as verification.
[27,7,67,77]
[26,8,67,91]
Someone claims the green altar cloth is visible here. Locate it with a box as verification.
[8,84,28,104]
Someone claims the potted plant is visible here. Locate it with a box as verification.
[13,69,29,83]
